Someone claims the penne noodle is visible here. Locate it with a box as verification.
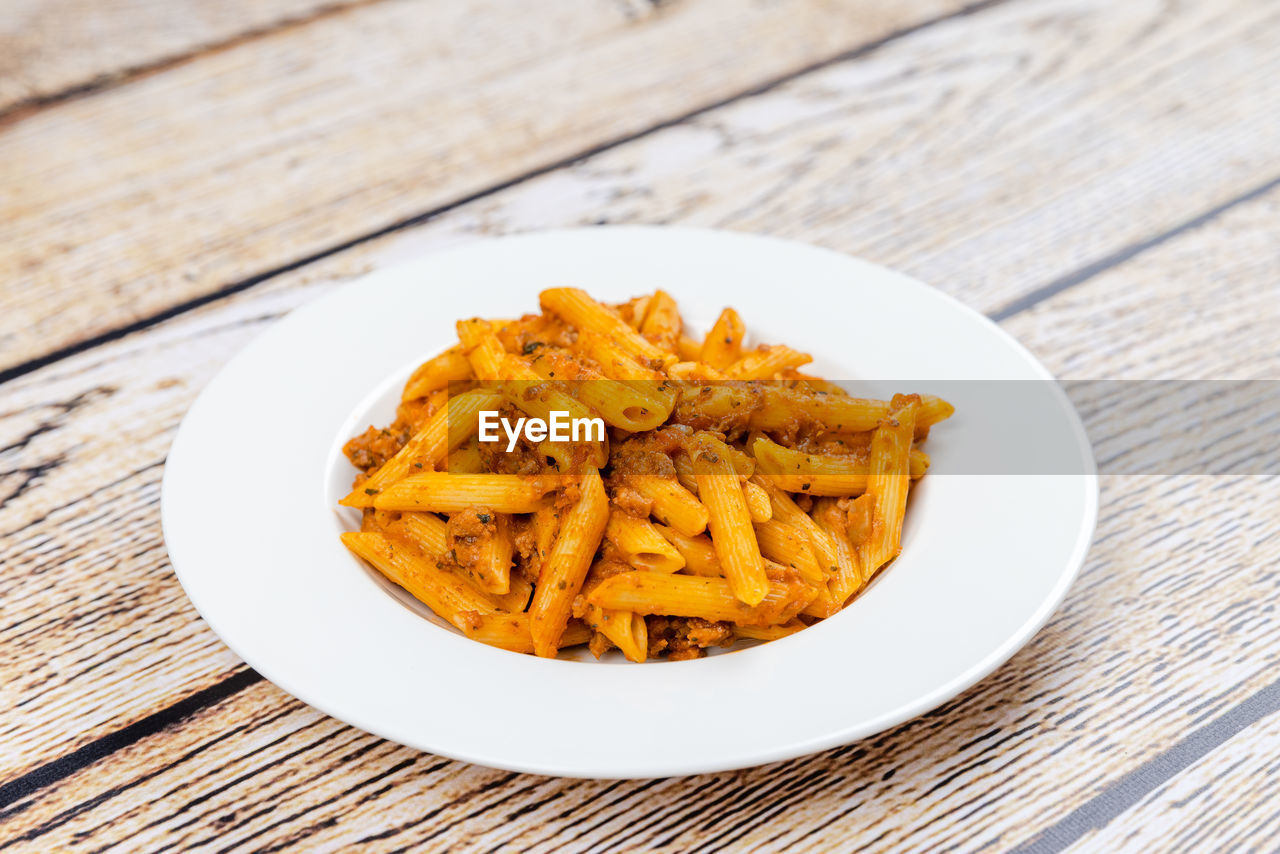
[386,510,448,556]
[463,613,592,653]
[676,334,703,362]
[341,531,497,628]
[583,600,649,663]
[456,318,507,379]
[700,308,745,370]
[750,476,841,574]
[639,289,682,355]
[541,288,677,369]
[691,432,769,606]
[526,347,674,431]
[575,329,669,381]
[749,435,929,496]
[402,345,473,401]
[735,620,807,641]
[725,344,812,379]
[813,498,865,605]
[346,388,503,504]
[474,512,515,595]
[529,470,611,657]
[606,512,685,573]
[748,387,953,436]
[365,472,557,513]
[586,572,817,627]
[629,475,709,537]
[754,518,825,585]
[742,480,772,523]
[860,395,919,580]
[448,439,487,473]
[655,525,722,577]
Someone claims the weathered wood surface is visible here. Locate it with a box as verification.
[1064,706,1280,852]
[7,0,1279,785]
[0,0,966,374]
[0,0,371,113]
[4,0,1278,849]
[2,148,1277,854]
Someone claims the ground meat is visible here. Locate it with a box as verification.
[609,484,653,518]
[446,506,495,580]
[669,382,762,434]
[646,616,735,660]
[494,315,577,355]
[343,423,410,472]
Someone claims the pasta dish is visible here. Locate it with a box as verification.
[340,288,952,661]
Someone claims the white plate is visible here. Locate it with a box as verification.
[163,227,1096,778]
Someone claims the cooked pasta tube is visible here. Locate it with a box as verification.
[748,387,952,437]
[753,518,824,585]
[582,601,649,663]
[691,432,769,606]
[402,344,473,400]
[341,531,497,628]
[463,613,592,653]
[586,572,817,627]
[629,475,709,537]
[750,475,841,574]
[654,525,722,577]
[606,512,685,573]
[529,470,611,657]
[700,308,745,370]
[724,344,812,379]
[639,289,682,354]
[541,288,676,368]
[742,480,772,523]
[734,620,807,641]
[812,498,865,605]
[860,395,919,579]
[367,473,557,513]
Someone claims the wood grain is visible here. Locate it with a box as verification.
[0,0,373,113]
[0,0,966,374]
[2,0,1277,786]
[2,155,1277,853]
[3,0,1279,847]
[1064,707,1280,852]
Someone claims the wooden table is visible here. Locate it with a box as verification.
[3,1,1277,850]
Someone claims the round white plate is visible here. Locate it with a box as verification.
[163,227,1096,778]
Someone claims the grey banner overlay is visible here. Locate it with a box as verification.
[447,380,1278,475]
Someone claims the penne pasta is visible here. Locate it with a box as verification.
[365,472,557,513]
[860,395,919,580]
[341,531,497,628]
[655,525,722,577]
[586,572,818,627]
[606,512,685,573]
[742,480,773,523]
[725,344,812,379]
[582,599,649,663]
[813,498,865,605]
[754,517,825,585]
[639,289,682,355]
[402,344,473,401]
[542,288,677,369]
[463,613,592,653]
[629,475,709,537]
[735,620,807,641]
[691,432,769,606]
[700,308,746,370]
[529,470,611,657]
